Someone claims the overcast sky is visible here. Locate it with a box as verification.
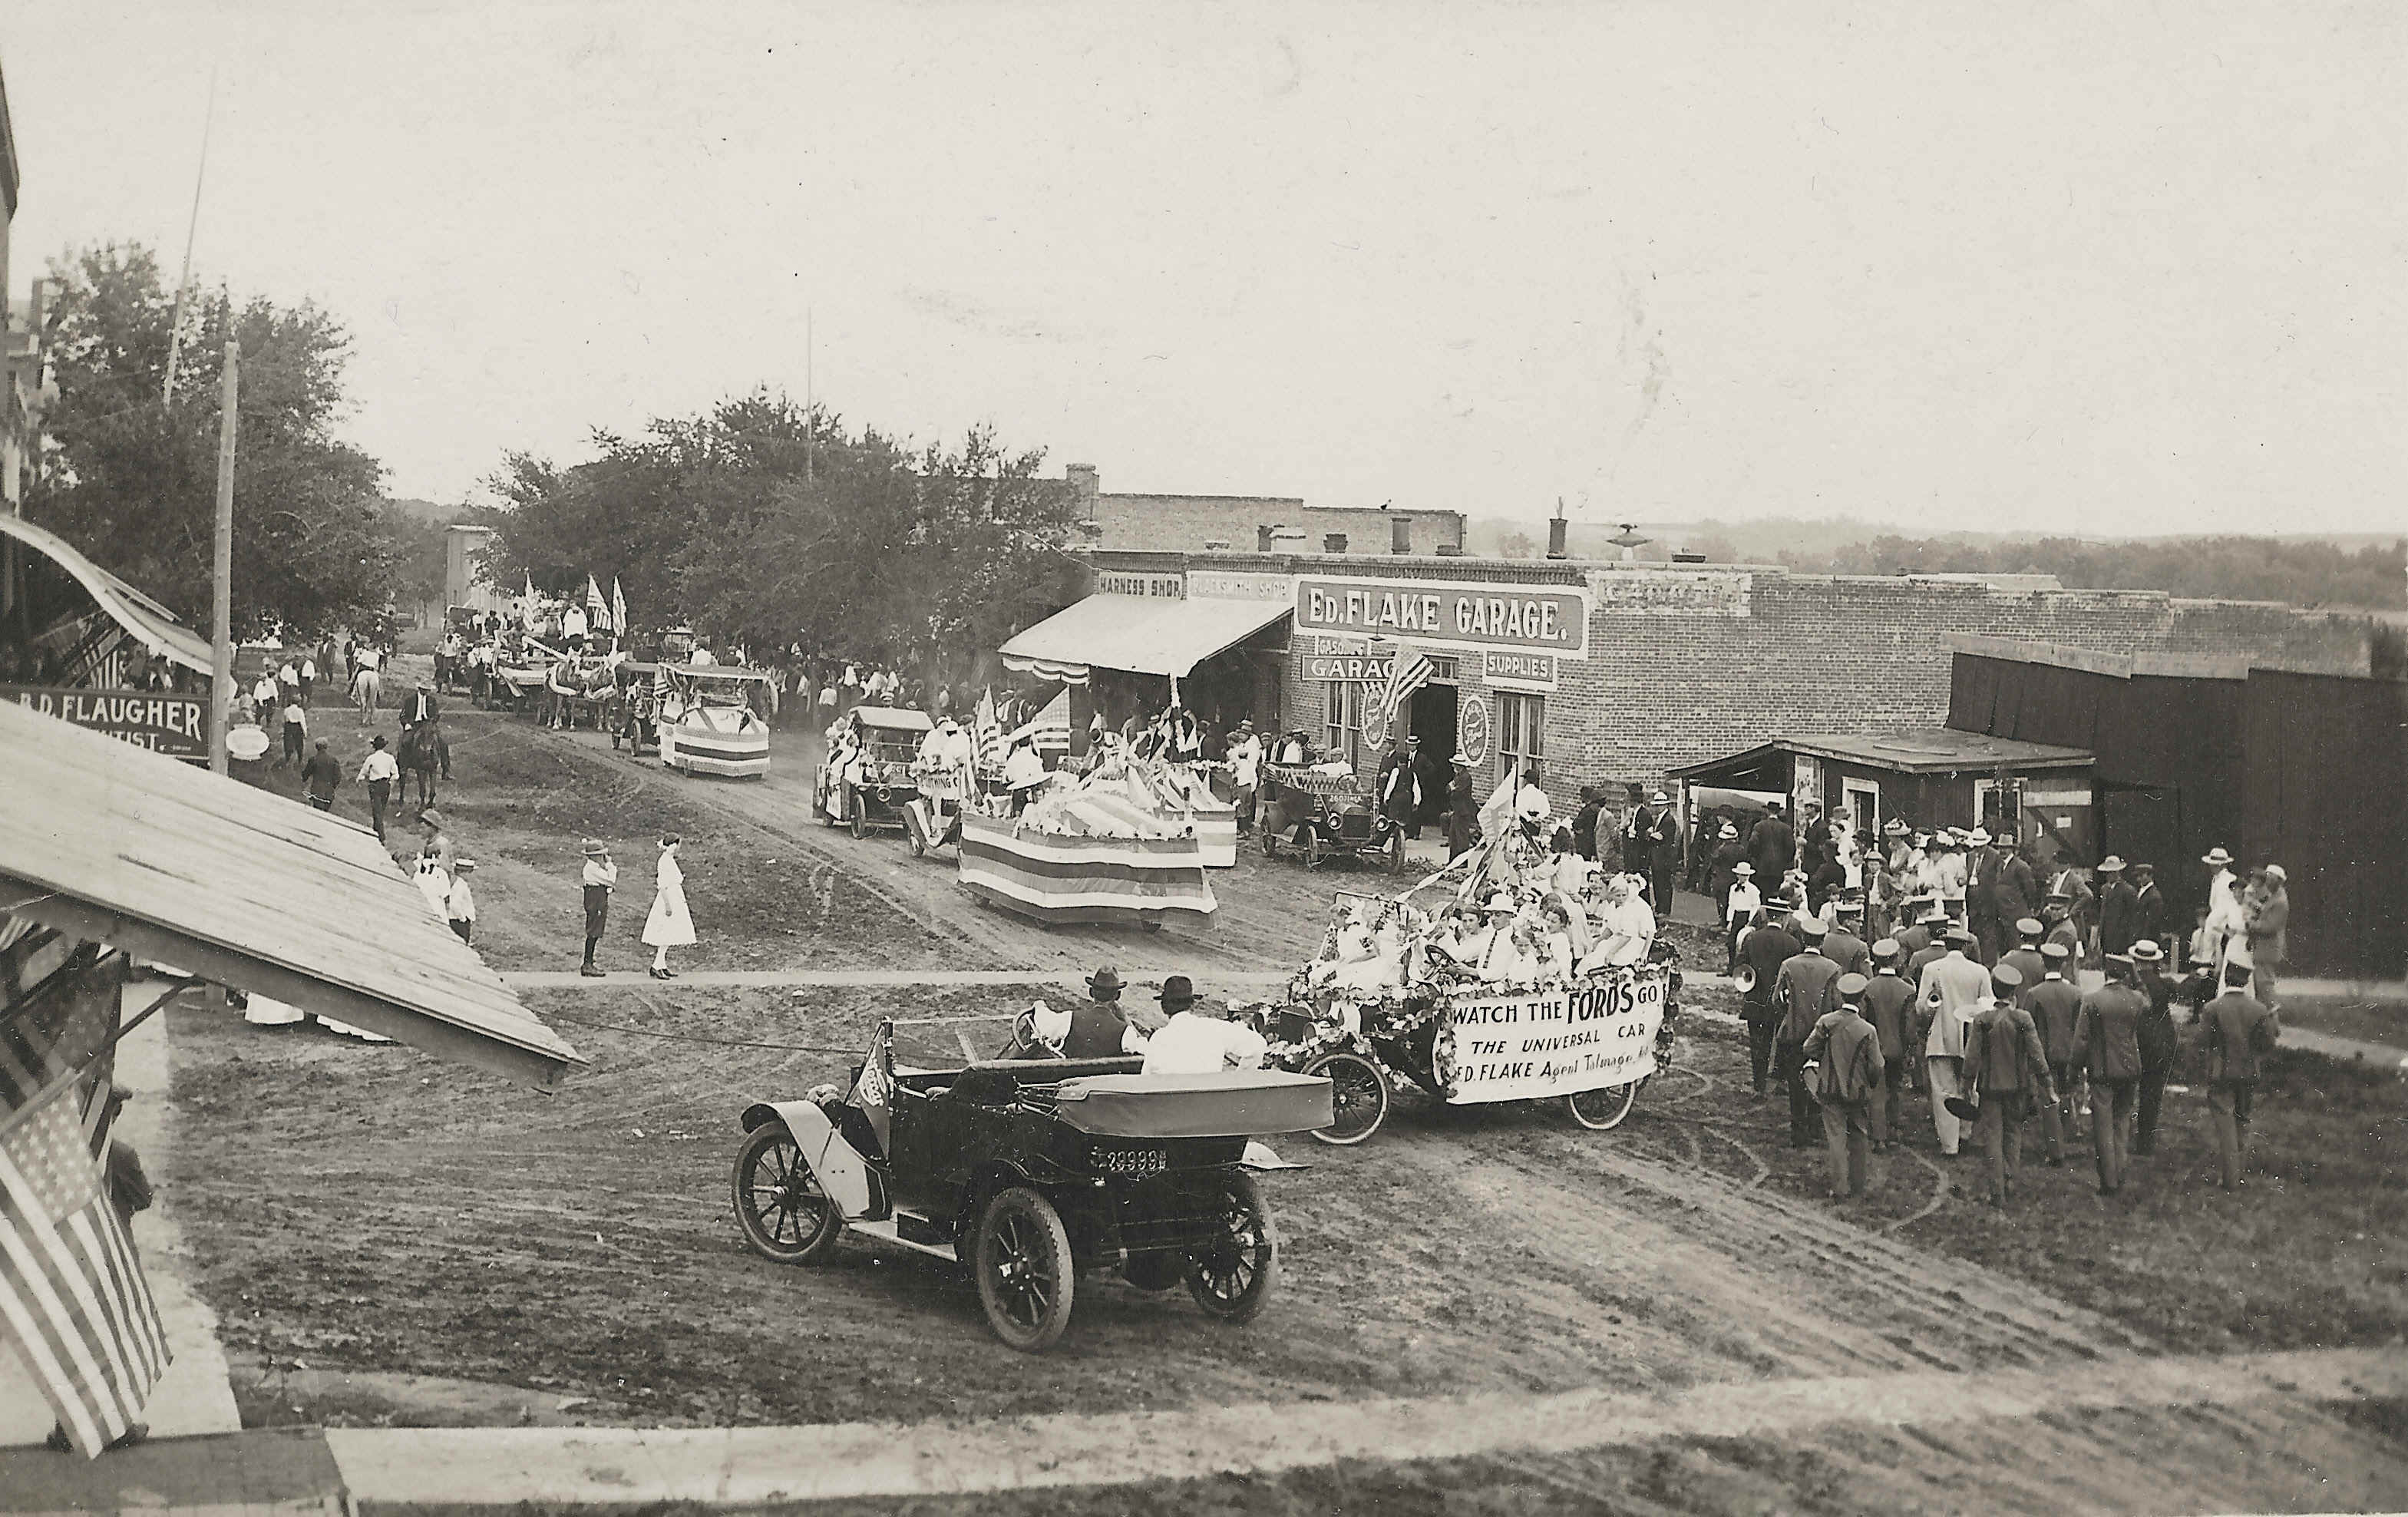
[9,2,2403,534]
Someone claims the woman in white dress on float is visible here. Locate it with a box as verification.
[644,833,696,978]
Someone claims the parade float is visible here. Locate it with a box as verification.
[659,664,774,778]
[956,752,1217,930]
[1245,785,1682,1145]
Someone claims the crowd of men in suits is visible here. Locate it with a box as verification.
[1711,818,2287,1210]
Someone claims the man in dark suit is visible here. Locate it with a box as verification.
[1746,801,1795,886]
[1639,788,1682,912]
[1774,920,1845,1148]
[1376,739,1422,839]
[1739,907,1801,1100]
[2096,857,2139,958]
[2129,862,2172,959]
[1571,785,1606,862]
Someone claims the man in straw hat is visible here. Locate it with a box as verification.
[1723,861,1762,971]
[1737,904,1800,1100]
[2127,940,2179,1158]
[2096,855,2139,960]
[1138,977,1265,1076]
[579,840,616,976]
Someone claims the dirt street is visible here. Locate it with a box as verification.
[163,692,2408,1512]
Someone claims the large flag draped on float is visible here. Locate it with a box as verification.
[0,960,171,1458]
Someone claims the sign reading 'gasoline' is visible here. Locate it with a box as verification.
[2,684,209,760]
[1293,577,1588,657]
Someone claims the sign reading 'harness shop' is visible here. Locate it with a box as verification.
[2,685,209,759]
[1293,577,1589,657]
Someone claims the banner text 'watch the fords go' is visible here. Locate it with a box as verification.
[1,686,209,760]
[1439,973,1666,1104]
[1292,577,1589,658]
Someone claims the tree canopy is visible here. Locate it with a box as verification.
[25,243,407,639]
[481,392,1082,673]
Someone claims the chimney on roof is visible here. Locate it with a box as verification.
[1390,515,1412,554]
[1065,463,1099,507]
[1257,525,1276,553]
[1546,514,1568,561]
[1323,533,1348,554]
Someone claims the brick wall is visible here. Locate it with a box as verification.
[1211,554,2378,821]
[1089,496,1468,556]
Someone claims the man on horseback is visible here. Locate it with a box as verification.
[399,681,451,810]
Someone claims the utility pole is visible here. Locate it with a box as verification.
[162,69,218,408]
[209,340,239,775]
[804,306,815,485]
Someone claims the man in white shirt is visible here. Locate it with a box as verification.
[444,860,477,944]
[1139,977,1267,1076]
[562,603,590,650]
[1003,735,1049,812]
[1226,720,1263,832]
[358,735,400,840]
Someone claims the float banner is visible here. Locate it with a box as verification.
[1443,973,1666,1103]
[2,685,207,759]
[1293,577,1589,658]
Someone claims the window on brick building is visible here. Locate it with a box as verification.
[1497,691,1544,783]
[1323,680,1365,771]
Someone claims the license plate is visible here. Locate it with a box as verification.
[1098,1148,1167,1177]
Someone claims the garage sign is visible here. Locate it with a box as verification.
[1306,656,1393,682]
[1293,577,1589,658]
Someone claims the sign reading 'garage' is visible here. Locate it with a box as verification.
[1292,577,1589,658]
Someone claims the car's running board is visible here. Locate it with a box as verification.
[845,1217,960,1263]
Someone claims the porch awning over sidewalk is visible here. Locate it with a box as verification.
[999,593,1289,686]
[0,699,583,1089]
[0,513,212,675]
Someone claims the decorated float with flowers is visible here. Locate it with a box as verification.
[1244,775,1683,1144]
[956,745,1218,929]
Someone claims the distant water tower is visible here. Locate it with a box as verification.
[1607,524,1653,564]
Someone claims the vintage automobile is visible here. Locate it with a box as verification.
[818,705,933,838]
[659,665,773,778]
[1257,762,1407,874]
[606,660,662,756]
[732,1020,1333,1351]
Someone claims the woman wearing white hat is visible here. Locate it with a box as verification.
[643,834,697,978]
[2199,846,2244,978]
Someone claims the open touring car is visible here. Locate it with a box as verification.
[732,1020,1331,1351]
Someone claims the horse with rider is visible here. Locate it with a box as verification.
[398,681,451,811]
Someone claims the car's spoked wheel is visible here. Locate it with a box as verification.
[1304,1050,1389,1145]
[976,1188,1075,1352]
[1187,1171,1278,1323]
[730,1123,841,1264]
[1567,1078,1644,1132]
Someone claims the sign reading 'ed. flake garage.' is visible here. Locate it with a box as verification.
[2,685,209,759]
[1293,577,1589,657]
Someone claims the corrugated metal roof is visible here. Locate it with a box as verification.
[0,698,583,1089]
[0,513,214,675]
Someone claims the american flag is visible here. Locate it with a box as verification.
[0,961,170,1458]
[611,577,628,640]
[972,689,1006,773]
[1375,646,1435,734]
[585,575,610,631]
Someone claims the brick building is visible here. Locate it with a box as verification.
[1016,549,2375,827]
[1059,464,1466,557]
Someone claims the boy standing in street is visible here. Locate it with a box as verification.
[358,735,398,839]
[445,860,477,944]
[580,840,616,977]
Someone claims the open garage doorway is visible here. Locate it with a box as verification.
[1408,682,1458,829]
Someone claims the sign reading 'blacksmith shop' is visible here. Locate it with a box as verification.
[2,685,209,760]
[1293,577,1589,658]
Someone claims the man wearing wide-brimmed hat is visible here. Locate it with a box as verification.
[2096,855,2139,960]
[2200,845,2244,974]
[579,839,616,977]
[1063,967,1138,1059]
[1138,977,1265,1076]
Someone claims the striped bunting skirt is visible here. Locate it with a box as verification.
[957,816,1217,926]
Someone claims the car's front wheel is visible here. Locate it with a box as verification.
[1187,1171,1278,1324]
[976,1187,1075,1352]
[730,1122,842,1264]
[1304,1050,1389,1145]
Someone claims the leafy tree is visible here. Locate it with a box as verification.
[483,394,1081,677]
[25,243,401,637]
[1495,530,1538,559]
[1776,532,2404,609]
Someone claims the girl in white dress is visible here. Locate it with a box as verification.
[643,834,696,977]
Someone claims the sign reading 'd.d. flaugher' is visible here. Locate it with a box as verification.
[1293,577,1588,657]
[1442,973,1666,1104]
[2,684,209,759]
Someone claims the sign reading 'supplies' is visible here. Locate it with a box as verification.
[1292,577,1588,657]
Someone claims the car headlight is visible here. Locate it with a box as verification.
[1329,811,1343,830]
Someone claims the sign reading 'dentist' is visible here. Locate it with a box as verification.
[1293,577,1588,658]
[3,684,209,759]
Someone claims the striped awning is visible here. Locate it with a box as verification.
[999,594,1290,686]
